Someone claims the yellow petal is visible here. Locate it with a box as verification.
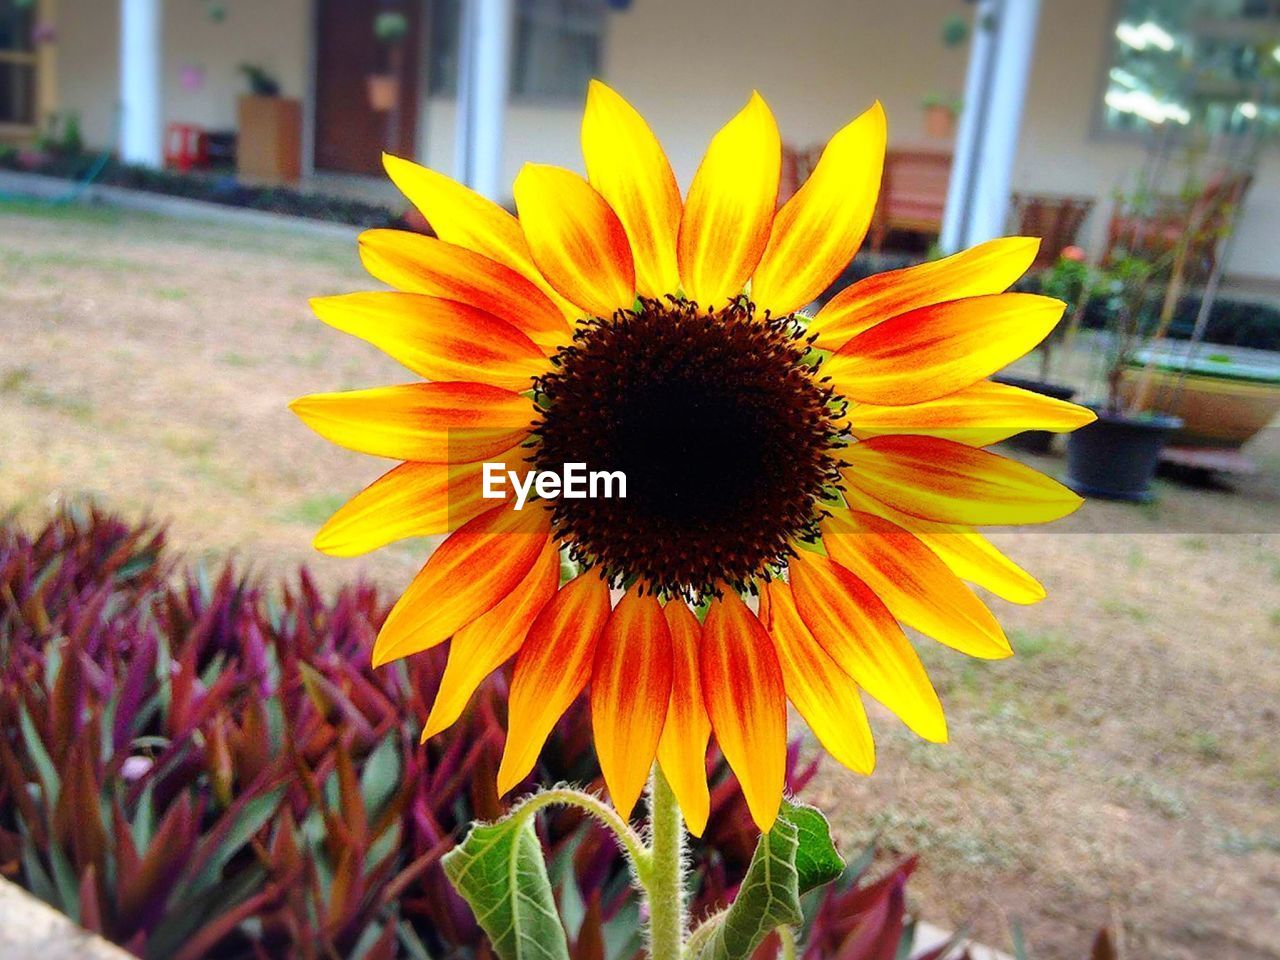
[823,509,1012,659]
[848,380,1097,447]
[382,153,580,321]
[788,551,947,743]
[290,382,534,464]
[841,435,1084,526]
[421,540,560,741]
[582,80,682,298]
[497,572,613,795]
[313,452,527,557]
[357,230,570,351]
[808,236,1040,350]
[841,483,1046,605]
[656,601,712,837]
[825,293,1065,406]
[311,292,550,391]
[372,502,550,667]
[752,102,886,316]
[513,163,636,318]
[591,590,673,820]
[760,580,874,774]
[701,589,787,833]
[677,93,781,311]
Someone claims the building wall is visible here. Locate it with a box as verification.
[52,0,1278,281]
[1013,0,1279,282]
[57,0,311,151]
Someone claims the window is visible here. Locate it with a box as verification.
[0,0,37,129]
[1099,0,1280,138]
[428,0,606,102]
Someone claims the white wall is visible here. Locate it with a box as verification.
[58,0,310,149]
[53,0,1279,281]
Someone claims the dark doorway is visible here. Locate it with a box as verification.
[313,0,422,174]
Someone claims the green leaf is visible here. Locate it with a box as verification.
[19,706,59,808]
[187,786,285,896]
[692,802,844,960]
[783,801,844,893]
[442,815,570,960]
[359,735,401,818]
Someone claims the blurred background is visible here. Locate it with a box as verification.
[1,1,1278,959]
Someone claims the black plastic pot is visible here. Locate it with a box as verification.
[992,374,1076,455]
[1065,407,1183,502]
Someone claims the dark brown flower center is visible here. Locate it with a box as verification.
[530,297,845,599]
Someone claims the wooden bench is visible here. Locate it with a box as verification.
[869,147,952,251]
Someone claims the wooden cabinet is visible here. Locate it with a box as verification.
[236,95,302,184]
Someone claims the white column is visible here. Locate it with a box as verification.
[119,0,164,167]
[454,0,514,200]
[940,0,1041,252]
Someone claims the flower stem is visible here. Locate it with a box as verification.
[645,765,687,959]
[510,787,648,868]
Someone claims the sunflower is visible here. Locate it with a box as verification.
[291,82,1094,835]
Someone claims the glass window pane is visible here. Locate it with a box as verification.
[0,1,36,54]
[1100,0,1280,138]
[0,61,35,125]
[427,0,604,102]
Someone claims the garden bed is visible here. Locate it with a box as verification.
[0,150,409,230]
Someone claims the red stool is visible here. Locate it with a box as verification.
[165,123,207,172]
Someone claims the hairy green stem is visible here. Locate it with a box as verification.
[645,766,687,959]
[778,925,798,960]
[510,786,649,868]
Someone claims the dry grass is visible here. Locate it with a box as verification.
[3,200,1278,960]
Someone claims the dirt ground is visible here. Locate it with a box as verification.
[2,200,1278,960]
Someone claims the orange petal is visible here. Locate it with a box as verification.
[701,589,787,833]
[582,80,682,298]
[421,540,560,740]
[808,236,1041,350]
[497,572,613,795]
[357,230,570,351]
[656,601,711,837]
[382,154,580,321]
[313,453,527,557]
[848,380,1098,447]
[825,293,1065,406]
[310,293,549,391]
[841,435,1083,526]
[513,163,636,318]
[290,382,534,463]
[591,590,673,820]
[823,509,1011,659]
[760,581,874,774]
[677,93,781,311]
[841,484,1046,605]
[371,502,550,667]
[752,103,886,316]
[788,551,946,742]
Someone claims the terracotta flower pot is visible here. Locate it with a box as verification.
[366,74,400,112]
[923,104,956,139]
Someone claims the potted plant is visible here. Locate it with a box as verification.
[367,11,409,113]
[996,247,1089,454]
[921,14,968,138]
[1064,250,1184,502]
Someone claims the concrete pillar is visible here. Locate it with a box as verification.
[119,0,164,167]
[940,0,1041,252]
[454,0,514,200]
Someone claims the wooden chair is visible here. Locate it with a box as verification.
[1010,193,1096,268]
[1104,171,1252,279]
[869,147,952,251]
